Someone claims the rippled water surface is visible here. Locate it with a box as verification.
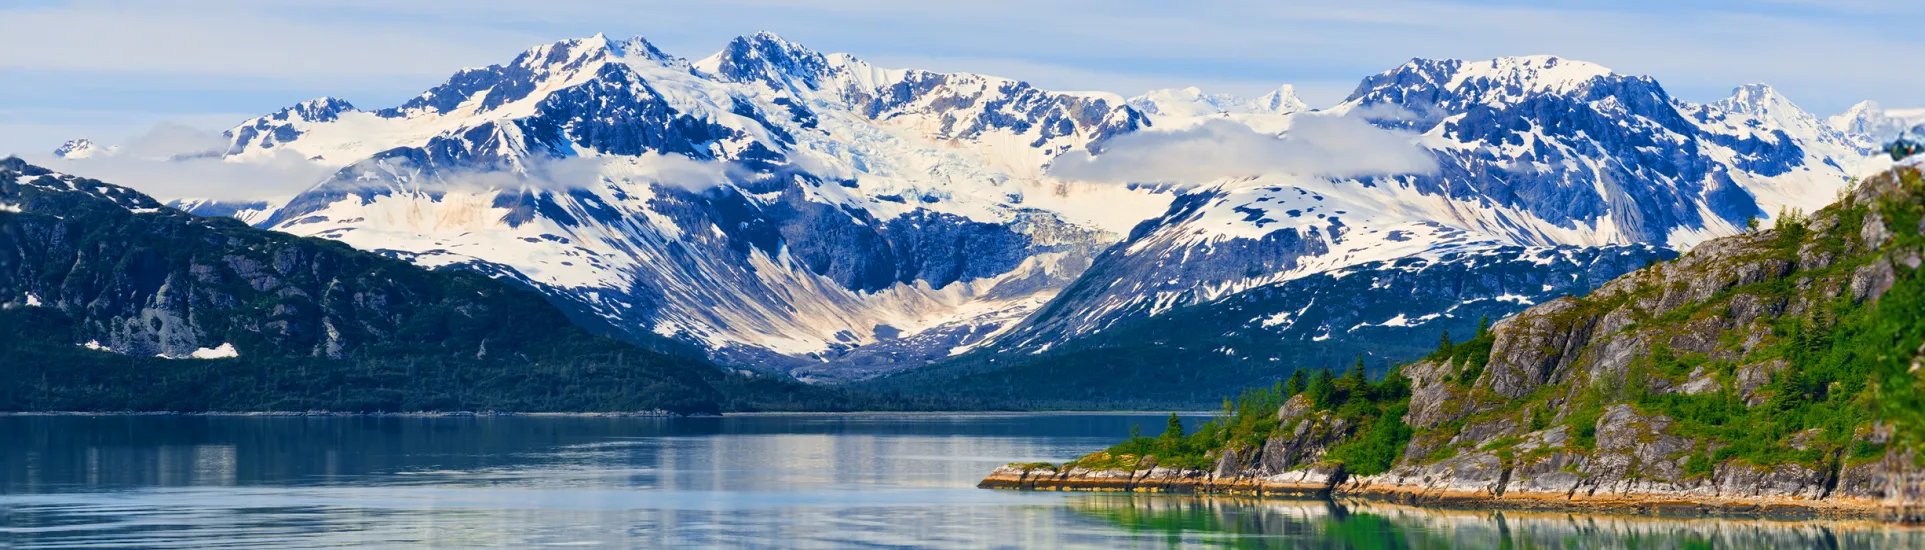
[2,414,1919,548]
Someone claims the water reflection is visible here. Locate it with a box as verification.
[1072,494,1925,549]
[2,415,1919,548]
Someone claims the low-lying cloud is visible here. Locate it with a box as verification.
[1048,116,1438,185]
[547,153,741,193]
[29,123,335,201]
[34,119,747,201]
[417,154,744,194]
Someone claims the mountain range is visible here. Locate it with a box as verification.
[0,157,867,413]
[41,32,1910,401]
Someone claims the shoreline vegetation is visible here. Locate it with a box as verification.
[983,165,1925,523]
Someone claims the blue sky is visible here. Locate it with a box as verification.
[2,0,1920,155]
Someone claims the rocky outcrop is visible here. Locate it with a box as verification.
[985,166,1925,520]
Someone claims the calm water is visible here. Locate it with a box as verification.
[1,414,1919,549]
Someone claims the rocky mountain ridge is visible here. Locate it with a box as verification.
[0,157,826,414]
[983,164,1925,518]
[46,35,1893,388]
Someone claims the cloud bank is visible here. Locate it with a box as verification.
[522,153,742,193]
[1048,116,1437,185]
[28,123,334,201]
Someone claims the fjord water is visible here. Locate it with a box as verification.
[1,415,1918,549]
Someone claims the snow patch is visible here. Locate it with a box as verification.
[155,343,240,360]
[1493,294,1535,305]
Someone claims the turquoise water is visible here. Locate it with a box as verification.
[0,414,1917,548]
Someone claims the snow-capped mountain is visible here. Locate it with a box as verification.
[164,32,1173,380]
[84,37,1885,384]
[52,138,112,159]
[989,56,1876,352]
[1829,100,1925,143]
[1129,85,1308,119]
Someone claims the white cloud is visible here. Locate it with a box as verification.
[527,154,741,193]
[32,150,334,202]
[115,123,229,159]
[15,120,331,201]
[321,152,744,196]
[1049,116,1437,185]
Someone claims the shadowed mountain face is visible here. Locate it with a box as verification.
[109,34,1878,388]
[0,158,792,414]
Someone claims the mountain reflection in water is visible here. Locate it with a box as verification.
[1071,494,1924,549]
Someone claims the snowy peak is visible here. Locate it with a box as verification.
[1700,83,1861,152]
[1828,100,1925,141]
[696,31,836,90]
[1712,83,1786,117]
[1257,85,1308,114]
[1341,55,1617,119]
[224,96,364,156]
[1831,100,1886,135]
[52,138,110,159]
[1442,55,1613,97]
[1128,85,1306,118]
[377,33,675,119]
[274,97,357,124]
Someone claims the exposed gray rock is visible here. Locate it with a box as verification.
[1852,258,1897,304]
[1736,359,1790,406]
[1483,298,1592,399]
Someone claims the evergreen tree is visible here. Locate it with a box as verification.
[1476,316,1491,338]
[1437,330,1453,354]
[1342,354,1368,390]
[1162,412,1186,439]
[1309,367,1336,408]
[1285,369,1305,396]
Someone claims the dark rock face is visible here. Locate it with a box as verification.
[1,164,485,358]
[883,241,1673,408]
[0,161,682,367]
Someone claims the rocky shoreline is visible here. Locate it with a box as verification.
[980,458,1898,520]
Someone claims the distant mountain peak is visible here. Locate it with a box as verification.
[1129,85,1306,118]
[1432,55,1613,96]
[1344,55,1616,113]
[697,31,836,90]
[1828,99,1925,141]
[52,138,110,159]
[276,96,358,123]
[1712,83,1791,117]
[1258,85,1308,113]
[371,33,677,120]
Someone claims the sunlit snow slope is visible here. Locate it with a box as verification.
[81,38,1890,382]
